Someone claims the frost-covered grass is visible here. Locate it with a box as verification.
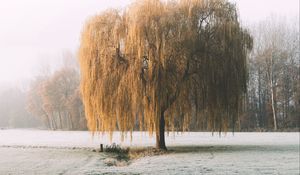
[0,129,299,175]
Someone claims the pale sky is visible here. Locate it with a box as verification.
[0,0,299,84]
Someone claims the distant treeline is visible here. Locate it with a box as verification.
[241,16,299,131]
[26,52,87,130]
[0,52,87,130]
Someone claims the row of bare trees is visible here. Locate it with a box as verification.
[241,16,300,131]
[27,54,87,130]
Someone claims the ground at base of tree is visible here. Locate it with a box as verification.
[0,130,299,175]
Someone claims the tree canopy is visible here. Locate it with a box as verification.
[79,0,252,149]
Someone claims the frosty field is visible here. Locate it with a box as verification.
[0,129,299,175]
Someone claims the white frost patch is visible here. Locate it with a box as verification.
[0,129,298,148]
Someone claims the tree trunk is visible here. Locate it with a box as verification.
[269,53,277,131]
[268,51,277,131]
[156,112,167,150]
[258,68,262,128]
[68,113,74,130]
[43,112,51,129]
[50,114,57,130]
[58,111,63,129]
[270,86,277,130]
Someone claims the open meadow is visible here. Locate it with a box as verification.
[0,130,299,175]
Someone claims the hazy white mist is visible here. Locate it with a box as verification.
[0,0,298,84]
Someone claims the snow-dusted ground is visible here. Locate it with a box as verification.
[0,129,299,175]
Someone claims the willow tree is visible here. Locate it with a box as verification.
[79,0,252,149]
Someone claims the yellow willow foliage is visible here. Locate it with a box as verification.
[79,0,252,139]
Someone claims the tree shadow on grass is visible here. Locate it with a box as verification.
[166,144,298,154]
